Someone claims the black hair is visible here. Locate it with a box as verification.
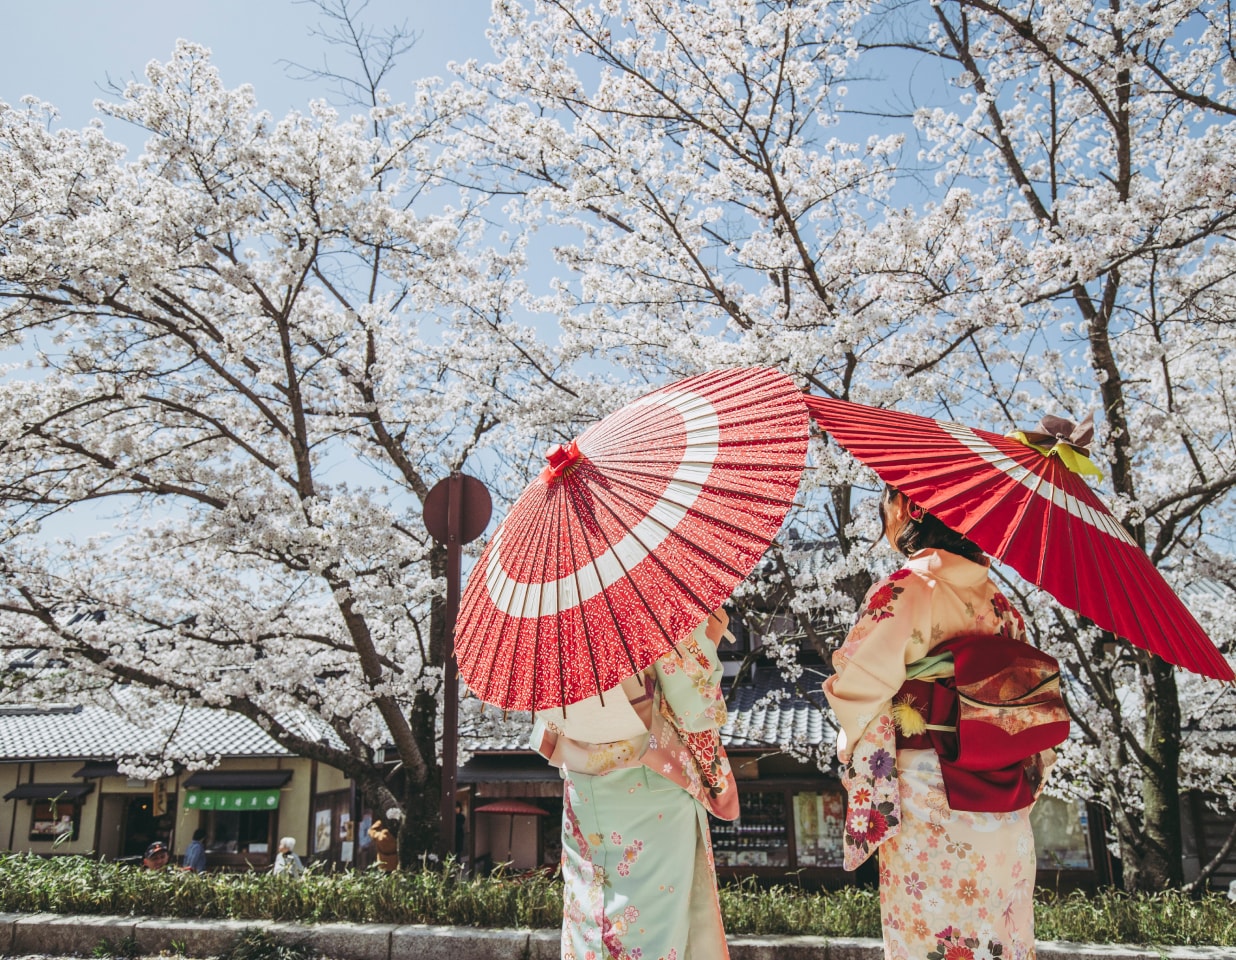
[193,828,207,841]
[880,485,986,565]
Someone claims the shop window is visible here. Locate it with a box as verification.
[713,790,790,867]
[792,789,846,868]
[1032,795,1092,870]
[313,789,353,863]
[723,615,757,658]
[29,800,80,842]
[205,809,274,857]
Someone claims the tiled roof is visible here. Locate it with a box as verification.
[0,705,152,761]
[720,666,834,749]
[154,707,282,757]
[460,706,534,752]
[459,667,836,753]
[0,671,834,764]
[0,703,338,762]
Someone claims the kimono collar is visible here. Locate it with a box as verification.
[906,548,990,588]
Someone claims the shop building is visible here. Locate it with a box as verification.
[0,703,357,871]
[0,687,1208,889]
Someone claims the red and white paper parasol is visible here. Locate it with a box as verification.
[804,394,1233,681]
[455,367,810,711]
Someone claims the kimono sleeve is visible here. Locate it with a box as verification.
[529,714,559,761]
[654,625,726,733]
[823,566,930,762]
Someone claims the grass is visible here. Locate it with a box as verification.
[217,929,318,960]
[0,855,1232,947]
[92,934,141,959]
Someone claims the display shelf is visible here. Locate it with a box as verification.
[712,789,790,867]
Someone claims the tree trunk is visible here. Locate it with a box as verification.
[384,541,450,868]
[399,686,443,867]
[399,770,442,869]
[1117,656,1184,891]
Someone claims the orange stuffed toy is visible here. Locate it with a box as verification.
[367,819,398,872]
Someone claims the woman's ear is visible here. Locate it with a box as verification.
[883,491,910,549]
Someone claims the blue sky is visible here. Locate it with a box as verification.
[0,0,494,129]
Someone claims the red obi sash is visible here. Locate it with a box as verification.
[894,633,1070,812]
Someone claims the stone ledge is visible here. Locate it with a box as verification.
[390,924,527,960]
[1035,942,1235,960]
[133,917,256,957]
[730,933,844,959]
[0,913,18,955]
[0,913,1228,960]
[297,922,396,960]
[12,914,137,956]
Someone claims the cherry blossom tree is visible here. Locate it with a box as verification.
[905,0,1236,894]
[0,38,578,861]
[454,0,1236,890]
[4,0,1235,890]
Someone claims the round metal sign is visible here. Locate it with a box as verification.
[422,473,492,544]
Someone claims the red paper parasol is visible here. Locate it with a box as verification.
[803,395,1233,681]
[475,800,548,864]
[455,367,810,711]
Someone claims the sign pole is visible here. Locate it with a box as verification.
[439,472,462,863]
[422,471,491,864]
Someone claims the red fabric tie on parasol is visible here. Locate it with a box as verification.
[455,366,810,711]
[803,394,1233,682]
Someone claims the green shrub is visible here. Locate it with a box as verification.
[718,877,881,937]
[0,855,1232,946]
[1034,888,1236,947]
[0,854,560,928]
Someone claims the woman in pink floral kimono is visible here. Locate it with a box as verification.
[531,609,740,960]
[824,487,1066,960]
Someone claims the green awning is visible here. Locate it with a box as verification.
[184,789,280,811]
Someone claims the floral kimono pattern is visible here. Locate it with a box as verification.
[533,624,737,960]
[824,549,1044,960]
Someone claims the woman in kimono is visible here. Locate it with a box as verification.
[531,608,740,960]
[824,486,1065,960]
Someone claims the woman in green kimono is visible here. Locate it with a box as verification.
[531,608,740,960]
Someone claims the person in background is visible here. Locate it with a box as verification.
[454,801,466,859]
[182,828,207,872]
[141,840,170,870]
[531,607,740,960]
[271,836,305,878]
[367,818,399,872]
